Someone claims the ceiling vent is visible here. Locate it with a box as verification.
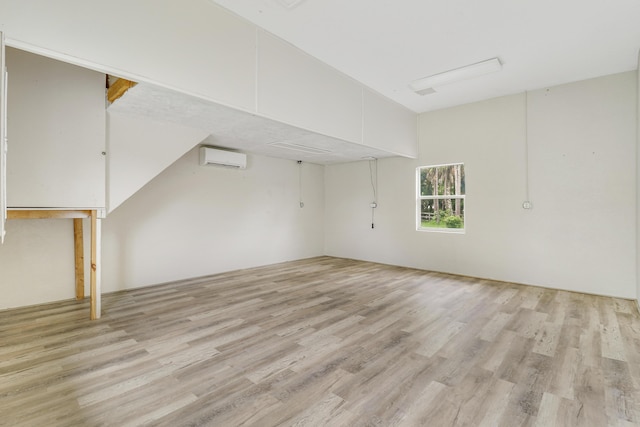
[269,141,332,154]
[276,0,306,9]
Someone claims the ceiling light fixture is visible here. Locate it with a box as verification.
[409,57,502,95]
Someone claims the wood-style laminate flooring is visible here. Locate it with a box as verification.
[1,256,640,426]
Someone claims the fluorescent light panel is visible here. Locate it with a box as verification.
[410,57,502,95]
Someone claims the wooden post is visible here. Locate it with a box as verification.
[90,210,101,320]
[8,209,98,320]
[73,218,85,300]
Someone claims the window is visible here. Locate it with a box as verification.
[417,163,465,232]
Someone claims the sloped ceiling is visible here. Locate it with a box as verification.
[210,0,640,113]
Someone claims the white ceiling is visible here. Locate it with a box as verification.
[210,0,640,113]
[108,83,395,164]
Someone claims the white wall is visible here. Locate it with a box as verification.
[0,41,329,310]
[6,47,105,208]
[0,148,325,309]
[0,218,81,308]
[326,71,637,299]
[637,50,640,310]
[107,111,208,213]
[101,148,325,293]
[257,31,363,145]
[0,47,105,309]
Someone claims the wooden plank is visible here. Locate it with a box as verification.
[107,78,137,104]
[5,208,97,320]
[7,209,91,219]
[73,218,84,300]
[90,210,101,320]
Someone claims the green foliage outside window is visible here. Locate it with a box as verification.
[417,163,465,231]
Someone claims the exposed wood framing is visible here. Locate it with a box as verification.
[90,210,101,320]
[73,218,84,300]
[107,78,137,104]
[7,209,92,219]
[7,209,101,320]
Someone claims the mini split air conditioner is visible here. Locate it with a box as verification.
[199,147,247,169]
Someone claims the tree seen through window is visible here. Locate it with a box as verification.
[417,163,465,230]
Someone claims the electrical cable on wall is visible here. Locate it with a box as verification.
[523,91,532,210]
[368,157,378,228]
[298,160,304,208]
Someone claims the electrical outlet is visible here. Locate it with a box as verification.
[370,202,378,208]
[522,201,532,209]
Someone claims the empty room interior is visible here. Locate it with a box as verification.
[1,0,640,426]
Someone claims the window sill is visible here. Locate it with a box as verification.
[417,227,465,234]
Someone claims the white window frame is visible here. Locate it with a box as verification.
[416,162,465,233]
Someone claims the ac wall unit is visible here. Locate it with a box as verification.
[199,146,246,169]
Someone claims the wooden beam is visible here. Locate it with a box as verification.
[6,208,100,320]
[7,209,91,219]
[107,78,137,104]
[90,210,101,320]
[73,218,85,300]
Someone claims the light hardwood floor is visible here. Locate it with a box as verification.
[1,256,640,426]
